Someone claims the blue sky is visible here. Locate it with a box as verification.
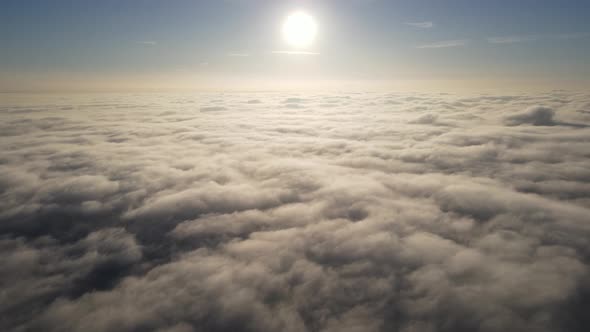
[1,0,589,91]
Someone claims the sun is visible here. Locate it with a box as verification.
[282,12,317,49]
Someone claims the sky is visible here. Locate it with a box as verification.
[1,0,590,91]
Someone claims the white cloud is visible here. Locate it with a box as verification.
[405,21,434,28]
[487,35,539,44]
[271,50,320,55]
[1,90,590,331]
[227,53,250,57]
[555,32,590,40]
[416,39,468,49]
[136,41,157,46]
[504,106,555,126]
[488,32,590,44]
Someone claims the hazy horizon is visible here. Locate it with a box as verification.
[2,0,590,92]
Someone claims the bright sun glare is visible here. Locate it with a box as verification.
[282,12,317,48]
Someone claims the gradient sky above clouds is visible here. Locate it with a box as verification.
[1,0,590,90]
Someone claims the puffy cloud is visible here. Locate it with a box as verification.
[1,91,590,331]
[0,228,141,329]
[504,106,556,126]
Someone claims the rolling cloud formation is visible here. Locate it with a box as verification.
[1,91,590,332]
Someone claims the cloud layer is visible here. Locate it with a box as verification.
[1,91,590,332]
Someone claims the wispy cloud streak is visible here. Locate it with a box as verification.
[227,53,250,57]
[272,50,320,55]
[487,35,539,44]
[405,21,434,28]
[136,41,157,46]
[416,39,468,49]
[488,32,590,44]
